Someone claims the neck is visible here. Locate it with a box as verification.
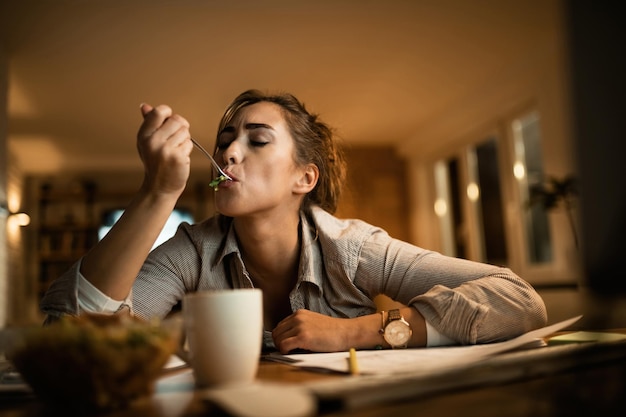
[233,210,302,329]
[233,209,301,283]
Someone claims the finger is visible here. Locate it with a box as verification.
[143,104,173,124]
[272,312,299,338]
[164,113,191,133]
[162,127,193,158]
[273,329,302,354]
[139,102,153,117]
[154,115,190,152]
[272,317,313,353]
[276,337,301,354]
[138,104,174,140]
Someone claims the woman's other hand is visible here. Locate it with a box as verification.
[272,309,354,353]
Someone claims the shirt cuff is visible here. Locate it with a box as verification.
[78,273,130,313]
[426,320,456,347]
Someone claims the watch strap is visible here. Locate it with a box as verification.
[378,311,385,335]
[387,309,402,323]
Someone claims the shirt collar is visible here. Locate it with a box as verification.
[211,211,325,291]
[211,216,240,268]
[297,210,324,290]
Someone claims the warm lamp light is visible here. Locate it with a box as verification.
[1,202,31,227]
[466,183,480,202]
[513,161,526,179]
[434,199,448,217]
[9,212,31,227]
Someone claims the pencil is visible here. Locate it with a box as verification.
[348,347,359,375]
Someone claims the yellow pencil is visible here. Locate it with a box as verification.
[348,347,359,375]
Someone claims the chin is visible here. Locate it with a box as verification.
[214,200,243,218]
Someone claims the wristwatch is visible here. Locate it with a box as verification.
[382,309,412,348]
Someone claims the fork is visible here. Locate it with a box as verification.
[190,137,232,181]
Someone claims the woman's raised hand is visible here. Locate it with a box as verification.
[78,104,194,300]
[138,103,194,197]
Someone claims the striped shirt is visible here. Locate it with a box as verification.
[41,206,547,349]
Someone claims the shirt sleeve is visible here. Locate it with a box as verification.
[355,230,548,344]
[40,258,133,321]
[78,272,132,313]
[40,259,82,320]
[426,320,456,347]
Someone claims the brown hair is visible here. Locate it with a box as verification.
[216,89,346,214]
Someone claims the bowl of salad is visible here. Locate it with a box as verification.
[5,312,182,412]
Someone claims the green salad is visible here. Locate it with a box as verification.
[209,174,229,191]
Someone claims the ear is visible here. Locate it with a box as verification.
[293,163,319,195]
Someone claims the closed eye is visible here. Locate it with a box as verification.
[216,123,274,149]
[216,140,232,150]
[217,128,235,149]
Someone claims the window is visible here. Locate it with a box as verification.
[512,111,552,264]
[98,208,194,251]
[434,137,507,265]
[431,107,565,279]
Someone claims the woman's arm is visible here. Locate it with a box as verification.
[80,104,193,300]
[271,307,428,354]
[357,233,548,344]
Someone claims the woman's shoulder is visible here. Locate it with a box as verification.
[307,206,386,241]
[171,214,229,246]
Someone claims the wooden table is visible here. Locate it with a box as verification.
[2,336,626,416]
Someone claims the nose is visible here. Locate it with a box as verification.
[218,139,243,167]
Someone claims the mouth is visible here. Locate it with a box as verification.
[209,170,237,191]
[222,169,236,181]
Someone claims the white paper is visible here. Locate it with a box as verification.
[271,315,582,376]
[163,354,187,370]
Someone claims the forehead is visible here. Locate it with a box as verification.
[229,101,286,126]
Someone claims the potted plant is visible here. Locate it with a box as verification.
[528,175,579,248]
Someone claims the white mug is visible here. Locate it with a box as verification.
[182,288,263,387]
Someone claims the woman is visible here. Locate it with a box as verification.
[41,89,547,353]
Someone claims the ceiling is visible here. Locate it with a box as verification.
[1,0,560,175]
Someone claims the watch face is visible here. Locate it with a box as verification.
[384,320,411,346]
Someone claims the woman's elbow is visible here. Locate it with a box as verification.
[525,289,549,330]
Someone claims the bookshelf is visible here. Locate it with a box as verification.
[35,180,99,299]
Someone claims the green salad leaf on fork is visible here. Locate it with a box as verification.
[189,137,232,192]
[209,174,229,191]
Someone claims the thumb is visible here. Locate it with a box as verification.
[139,102,153,117]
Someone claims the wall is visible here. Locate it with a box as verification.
[336,146,409,241]
[567,1,626,293]
[5,154,31,324]
[0,36,7,326]
[1,40,32,325]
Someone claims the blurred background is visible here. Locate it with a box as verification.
[1,0,624,328]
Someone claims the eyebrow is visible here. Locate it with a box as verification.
[219,123,275,135]
[245,123,274,131]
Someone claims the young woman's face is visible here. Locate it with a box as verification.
[212,101,307,217]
